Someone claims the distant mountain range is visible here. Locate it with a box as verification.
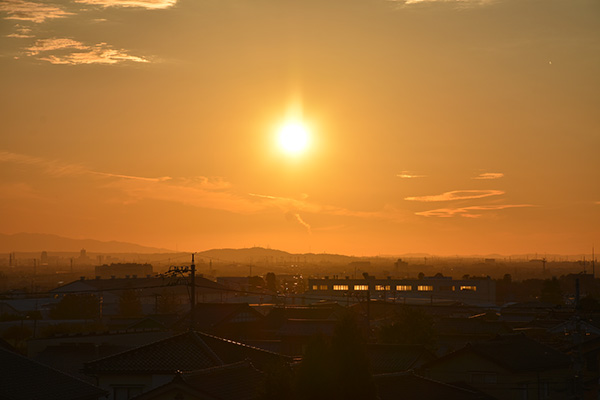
[0,233,174,254]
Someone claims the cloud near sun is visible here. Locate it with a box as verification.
[0,0,73,23]
[473,172,504,180]
[404,189,504,202]
[1,0,164,64]
[0,150,401,226]
[74,0,177,9]
[416,204,533,218]
[26,38,148,65]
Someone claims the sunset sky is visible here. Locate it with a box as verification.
[1,0,599,256]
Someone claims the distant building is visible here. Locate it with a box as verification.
[307,276,496,305]
[40,251,48,266]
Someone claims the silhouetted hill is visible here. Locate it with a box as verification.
[196,247,368,265]
[0,233,173,253]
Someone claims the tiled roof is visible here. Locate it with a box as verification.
[183,360,265,400]
[367,344,437,374]
[84,330,290,374]
[83,331,223,374]
[130,361,266,400]
[426,333,572,373]
[0,347,106,400]
[375,371,493,400]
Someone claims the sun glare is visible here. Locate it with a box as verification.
[277,121,310,155]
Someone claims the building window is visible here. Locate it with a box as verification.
[396,285,412,291]
[375,285,390,291]
[319,285,328,291]
[460,286,477,291]
[439,285,455,291]
[312,285,318,290]
[354,285,369,291]
[417,285,433,291]
[333,285,349,291]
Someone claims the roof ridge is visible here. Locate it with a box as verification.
[189,331,224,366]
[182,359,257,377]
[84,330,190,367]
[193,330,291,358]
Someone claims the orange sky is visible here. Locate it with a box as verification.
[1,0,599,256]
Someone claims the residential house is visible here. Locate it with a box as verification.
[421,333,574,400]
[130,361,265,400]
[0,347,106,400]
[83,330,291,400]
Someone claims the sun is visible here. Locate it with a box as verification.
[277,121,310,155]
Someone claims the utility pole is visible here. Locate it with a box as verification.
[190,254,196,331]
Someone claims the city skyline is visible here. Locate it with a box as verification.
[1,0,599,256]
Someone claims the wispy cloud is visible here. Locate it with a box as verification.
[5,24,33,38]
[25,38,148,65]
[248,193,403,222]
[405,189,504,202]
[399,0,491,5]
[75,0,177,9]
[473,172,504,180]
[397,171,426,179]
[1,150,409,224]
[416,204,533,218]
[89,171,172,182]
[0,0,73,23]
[286,212,312,234]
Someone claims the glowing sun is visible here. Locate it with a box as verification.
[277,121,310,155]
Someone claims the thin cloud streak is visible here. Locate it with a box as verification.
[0,0,73,23]
[416,204,534,218]
[397,171,427,179]
[248,193,403,222]
[1,150,408,224]
[287,212,312,234]
[473,172,504,180]
[399,0,492,5]
[405,189,504,202]
[26,38,148,64]
[75,0,177,9]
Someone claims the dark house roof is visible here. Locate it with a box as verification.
[375,371,494,400]
[0,347,106,400]
[131,361,265,400]
[424,333,572,373]
[52,276,226,293]
[83,330,291,375]
[367,344,437,374]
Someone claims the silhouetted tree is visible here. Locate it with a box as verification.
[540,277,563,305]
[265,272,277,293]
[50,294,99,320]
[330,315,377,400]
[157,289,180,314]
[296,316,377,400]
[296,334,335,400]
[119,288,142,317]
[378,306,436,349]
